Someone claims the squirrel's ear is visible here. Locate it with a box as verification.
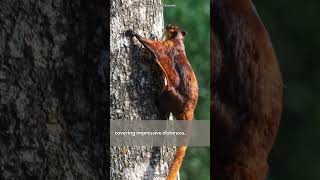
[182,31,187,36]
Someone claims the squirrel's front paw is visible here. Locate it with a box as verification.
[125,29,136,37]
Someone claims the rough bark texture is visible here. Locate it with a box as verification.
[110,0,176,179]
[0,0,108,179]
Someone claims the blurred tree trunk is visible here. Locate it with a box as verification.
[0,0,108,179]
[110,0,176,179]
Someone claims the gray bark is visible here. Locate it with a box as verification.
[0,0,107,179]
[110,0,176,179]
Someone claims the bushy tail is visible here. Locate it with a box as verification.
[167,111,193,180]
[166,145,187,180]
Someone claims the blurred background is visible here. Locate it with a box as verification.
[163,0,210,179]
[164,0,320,179]
[255,1,320,180]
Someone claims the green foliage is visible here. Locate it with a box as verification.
[163,0,210,179]
[164,0,320,179]
[179,147,210,180]
[163,0,210,120]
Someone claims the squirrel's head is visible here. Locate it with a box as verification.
[165,24,187,40]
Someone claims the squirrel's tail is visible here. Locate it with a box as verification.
[167,111,193,180]
[166,145,187,180]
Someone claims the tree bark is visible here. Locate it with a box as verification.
[110,0,176,179]
[0,0,107,179]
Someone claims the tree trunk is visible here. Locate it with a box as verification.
[110,0,176,179]
[0,0,108,179]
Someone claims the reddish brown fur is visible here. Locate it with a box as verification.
[212,0,283,180]
[128,25,198,180]
[129,25,198,121]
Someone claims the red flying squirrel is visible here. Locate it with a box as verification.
[127,24,199,180]
[212,0,283,180]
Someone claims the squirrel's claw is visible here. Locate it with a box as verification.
[125,29,136,37]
